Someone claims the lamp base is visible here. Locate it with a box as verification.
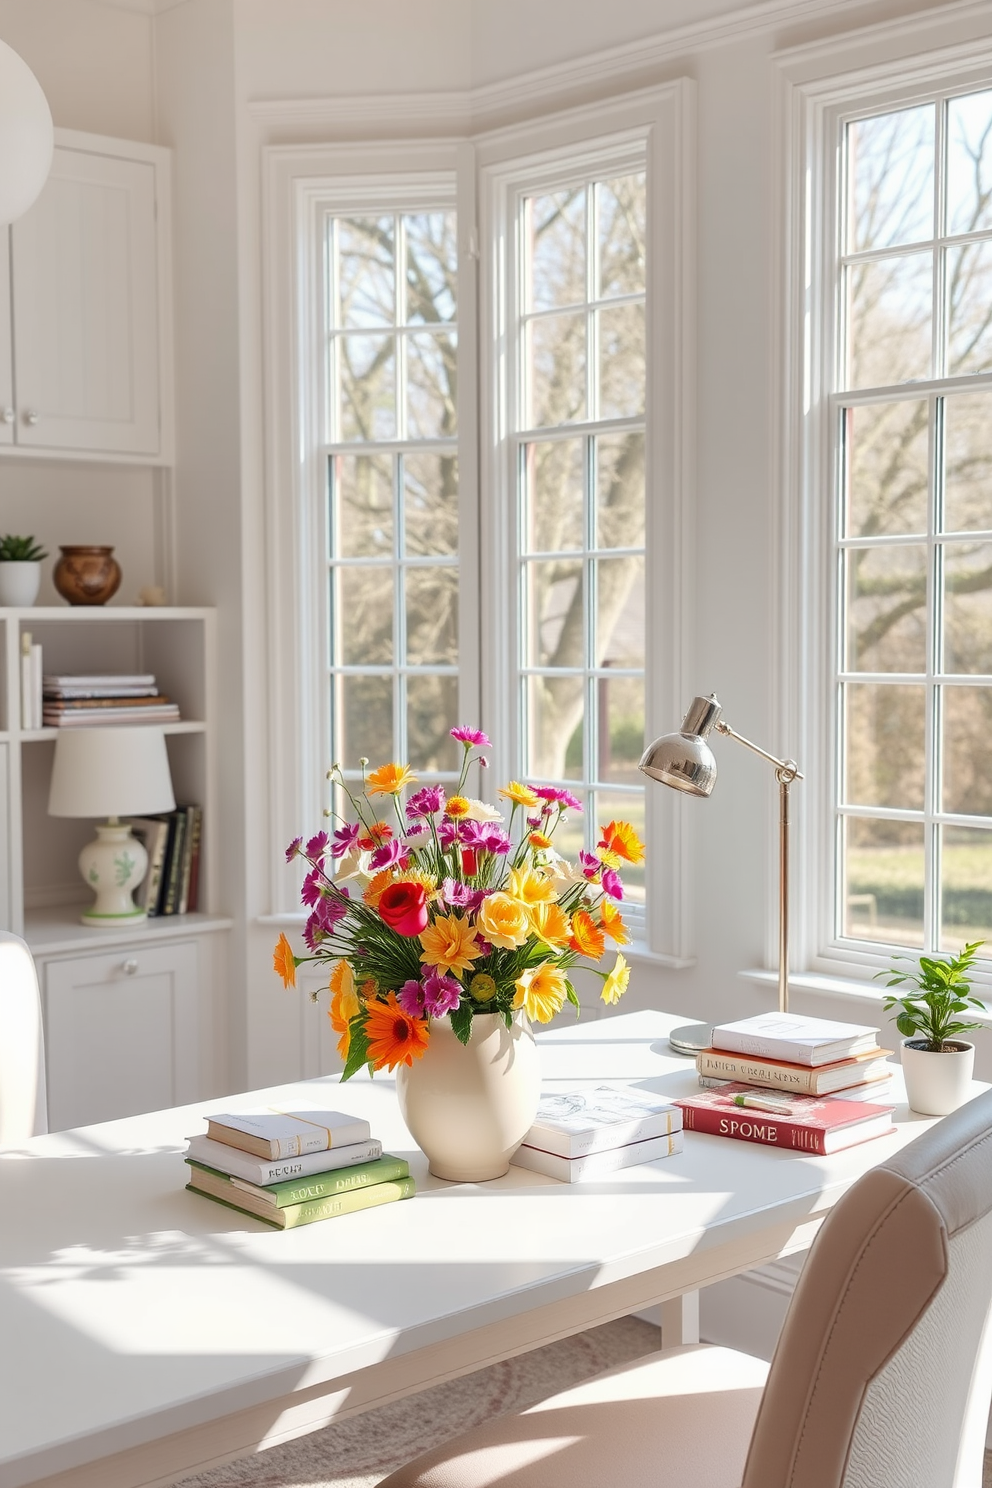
[78,822,149,926]
[668,1021,713,1057]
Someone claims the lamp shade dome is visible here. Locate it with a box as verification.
[48,726,175,819]
[0,40,53,226]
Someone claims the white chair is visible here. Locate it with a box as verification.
[0,930,48,1142]
[381,1086,992,1488]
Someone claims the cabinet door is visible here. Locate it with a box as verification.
[0,230,12,446]
[11,146,160,455]
[44,940,199,1131]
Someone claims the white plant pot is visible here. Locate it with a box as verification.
[0,561,41,606]
[900,1038,975,1116]
[396,1010,541,1181]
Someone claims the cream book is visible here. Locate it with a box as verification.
[513,1129,684,1182]
[204,1110,371,1159]
[524,1084,682,1158]
[711,1012,880,1067]
[697,1046,892,1095]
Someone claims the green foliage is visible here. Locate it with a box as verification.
[875,940,988,1051]
[448,1001,475,1046]
[0,534,48,562]
[341,1017,371,1081]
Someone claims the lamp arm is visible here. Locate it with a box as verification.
[714,720,803,784]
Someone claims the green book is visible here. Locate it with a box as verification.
[186,1169,416,1229]
[186,1153,410,1208]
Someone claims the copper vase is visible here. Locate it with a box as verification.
[53,546,122,606]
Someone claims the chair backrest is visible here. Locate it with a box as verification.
[0,931,48,1142]
[742,1086,992,1488]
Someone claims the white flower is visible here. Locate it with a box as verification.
[543,847,586,885]
[334,845,371,882]
[464,798,504,823]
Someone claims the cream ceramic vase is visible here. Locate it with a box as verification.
[900,1038,975,1116]
[396,1010,541,1181]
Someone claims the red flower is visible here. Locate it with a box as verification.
[461,847,478,877]
[378,881,429,936]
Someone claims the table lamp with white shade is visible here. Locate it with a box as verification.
[0,39,53,225]
[48,727,175,926]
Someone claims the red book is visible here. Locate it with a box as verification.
[672,1083,895,1155]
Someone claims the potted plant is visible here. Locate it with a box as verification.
[0,534,48,607]
[877,940,987,1115]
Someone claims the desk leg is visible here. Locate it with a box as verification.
[660,1291,700,1347]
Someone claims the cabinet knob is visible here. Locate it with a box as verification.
[1,407,13,425]
[24,410,39,426]
[122,958,139,976]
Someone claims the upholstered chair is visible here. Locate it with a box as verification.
[0,930,48,1142]
[380,1086,992,1488]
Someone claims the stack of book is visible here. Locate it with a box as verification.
[672,1083,895,1154]
[20,632,42,729]
[512,1083,683,1182]
[696,1011,895,1104]
[185,1109,415,1229]
[128,805,203,916]
[42,671,181,727]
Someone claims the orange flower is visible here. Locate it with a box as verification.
[273,932,297,988]
[600,900,630,945]
[420,912,483,977]
[328,960,360,1060]
[499,781,539,808]
[599,820,645,866]
[529,831,552,850]
[513,963,568,1023]
[364,992,430,1071]
[569,909,606,960]
[601,952,630,1005]
[507,864,557,906]
[529,900,571,948]
[364,868,395,907]
[477,892,531,949]
[366,762,417,796]
[358,820,393,850]
[444,795,471,819]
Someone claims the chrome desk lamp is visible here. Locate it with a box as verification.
[639,694,803,1057]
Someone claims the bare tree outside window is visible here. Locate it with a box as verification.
[838,90,992,955]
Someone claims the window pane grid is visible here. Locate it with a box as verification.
[836,87,992,955]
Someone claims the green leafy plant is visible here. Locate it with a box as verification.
[876,940,988,1051]
[0,534,48,562]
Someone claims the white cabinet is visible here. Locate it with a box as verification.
[0,129,173,462]
[43,940,200,1130]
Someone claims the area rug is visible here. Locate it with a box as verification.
[176,1314,661,1488]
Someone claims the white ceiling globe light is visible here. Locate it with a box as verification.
[0,39,53,225]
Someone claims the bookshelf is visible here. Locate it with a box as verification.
[0,605,231,1129]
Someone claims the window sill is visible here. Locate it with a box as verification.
[739,967,992,1030]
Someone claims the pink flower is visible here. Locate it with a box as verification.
[303,915,330,951]
[461,821,512,855]
[285,837,303,862]
[534,786,582,810]
[450,726,492,749]
[438,818,466,848]
[422,970,462,1016]
[407,785,446,820]
[305,831,329,860]
[398,979,426,1016]
[442,878,486,912]
[601,868,624,900]
[301,866,326,907]
[370,840,410,872]
[313,886,350,929]
[405,821,428,839]
[331,822,361,858]
[579,851,600,881]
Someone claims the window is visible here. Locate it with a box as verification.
[831,85,992,958]
[510,164,648,907]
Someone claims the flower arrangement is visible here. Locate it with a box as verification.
[273,726,642,1079]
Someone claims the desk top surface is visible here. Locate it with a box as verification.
[0,1009,956,1484]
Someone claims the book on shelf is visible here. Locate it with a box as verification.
[673,1083,895,1154]
[184,1134,384,1186]
[696,1045,893,1095]
[697,1074,896,1104]
[710,1012,880,1067]
[161,808,187,915]
[185,805,203,913]
[43,672,158,689]
[43,695,174,711]
[187,1168,416,1228]
[513,1129,684,1182]
[188,1154,409,1210]
[205,1109,372,1160]
[523,1083,683,1159]
[127,816,171,914]
[20,633,41,730]
[42,704,181,726]
[178,805,201,915]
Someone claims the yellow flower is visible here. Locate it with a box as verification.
[569,908,606,960]
[469,972,497,1002]
[528,900,571,948]
[328,960,360,1060]
[601,900,630,945]
[529,831,552,850]
[507,864,557,906]
[499,781,539,808]
[419,912,483,977]
[601,952,630,1005]
[599,820,645,865]
[363,868,395,907]
[366,762,417,796]
[478,892,532,949]
[445,795,471,819]
[395,868,438,897]
[273,932,297,988]
[513,963,568,1023]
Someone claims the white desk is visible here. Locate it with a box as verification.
[0,1009,943,1488]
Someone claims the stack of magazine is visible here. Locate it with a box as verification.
[42,671,180,727]
[184,1109,415,1229]
[512,1084,683,1182]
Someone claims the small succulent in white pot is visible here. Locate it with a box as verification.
[0,534,48,607]
[877,940,987,1115]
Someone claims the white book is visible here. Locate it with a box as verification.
[31,643,42,730]
[43,672,157,688]
[698,1074,895,1104]
[184,1134,383,1186]
[711,1012,880,1067]
[20,636,32,730]
[204,1109,372,1159]
[512,1129,684,1182]
[524,1083,683,1158]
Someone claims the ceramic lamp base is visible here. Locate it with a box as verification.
[78,822,148,926]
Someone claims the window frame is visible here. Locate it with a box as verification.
[780,34,992,986]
